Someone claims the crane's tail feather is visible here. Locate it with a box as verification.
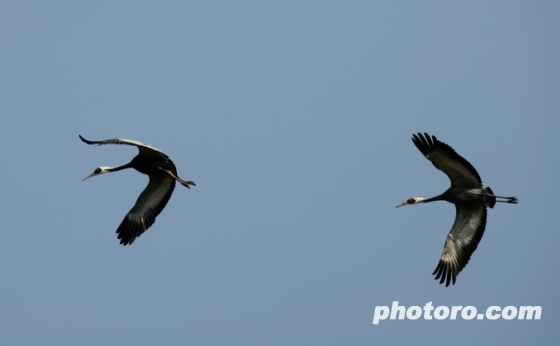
[485,187,497,208]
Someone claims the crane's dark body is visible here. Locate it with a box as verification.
[80,135,195,245]
[427,186,496,207]
[397,133,517,286]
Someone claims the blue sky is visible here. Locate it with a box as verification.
[1,1,558,345]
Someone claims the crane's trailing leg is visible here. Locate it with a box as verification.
[483,194,518,204]
[159,167,196,188]
[495,197,518,204]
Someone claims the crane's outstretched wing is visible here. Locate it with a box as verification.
[116,176,176,245]
[79,135,167,160]
[432,204,487,286]
[412,133,482,188]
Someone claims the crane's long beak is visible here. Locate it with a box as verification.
[396,201,410,208]
[83,172,97,181]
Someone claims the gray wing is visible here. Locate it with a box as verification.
[116,176,176,245]
[79,135,167,159]
[412,133,482,188]
[432,204,487,286]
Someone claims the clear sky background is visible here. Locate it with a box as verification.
[1,1,558,345]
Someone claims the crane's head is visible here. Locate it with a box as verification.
[83,167,112,181]
[396,197,426,208]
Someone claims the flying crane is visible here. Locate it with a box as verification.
[80,135,195,245]
[397,133,518,286]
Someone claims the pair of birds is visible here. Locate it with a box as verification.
[80,133,518,287]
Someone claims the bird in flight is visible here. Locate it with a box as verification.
[397,133,518,286]
[80,135,195,245]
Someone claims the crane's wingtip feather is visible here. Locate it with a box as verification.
[432,259,458,287]
[79,135,98,145]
